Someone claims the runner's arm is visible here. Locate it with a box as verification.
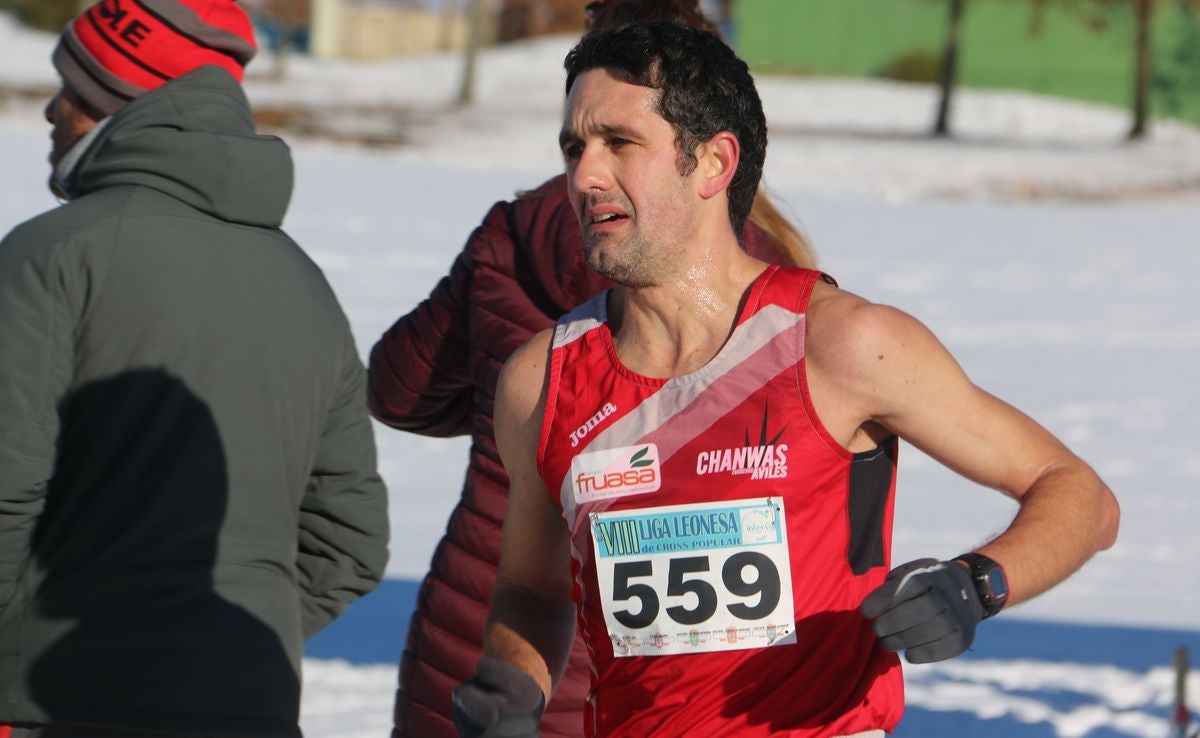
[810,291,1119,607]
[484,330,577,701]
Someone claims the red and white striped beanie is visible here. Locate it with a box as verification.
[52,0,257,117]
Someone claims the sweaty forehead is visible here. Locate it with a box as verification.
[561,68,663,139]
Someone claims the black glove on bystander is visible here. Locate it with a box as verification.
[452,656,546,738]
[860,557,985,664]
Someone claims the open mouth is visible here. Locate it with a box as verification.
[586,211,630,230]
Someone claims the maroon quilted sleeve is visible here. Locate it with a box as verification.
[367,206,509,437]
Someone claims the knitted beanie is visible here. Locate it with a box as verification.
[53,0,257,117]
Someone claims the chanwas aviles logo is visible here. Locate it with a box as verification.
[696,402,789,481]
[571,444,661,504]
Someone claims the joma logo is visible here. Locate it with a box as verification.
[569,402,617,447]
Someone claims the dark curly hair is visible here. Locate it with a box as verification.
[564,21,766,234]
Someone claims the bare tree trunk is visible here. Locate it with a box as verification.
[265,0,302,81]
[1129,0,1153,140]
[934,0,965,137]
[458,0,487,106]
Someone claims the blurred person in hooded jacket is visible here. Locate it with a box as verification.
[0,1,389,736]
[367,2,813,736]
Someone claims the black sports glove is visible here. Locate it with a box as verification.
[452,657,546,738]
[860,557,985,664]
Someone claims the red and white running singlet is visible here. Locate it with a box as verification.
[537,266,904,737]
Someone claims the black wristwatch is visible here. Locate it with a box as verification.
[954,552,1010,619]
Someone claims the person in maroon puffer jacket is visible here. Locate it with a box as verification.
[367,3,816,737]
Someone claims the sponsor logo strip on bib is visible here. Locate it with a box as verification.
[590,497,796,657]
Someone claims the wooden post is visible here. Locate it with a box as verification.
[440,0,460,51]
[310,0,341,59]
[1176,646,1191,738]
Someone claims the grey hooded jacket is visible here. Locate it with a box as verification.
[0,66,388,736]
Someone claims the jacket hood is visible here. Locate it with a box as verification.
[66,66,292,228]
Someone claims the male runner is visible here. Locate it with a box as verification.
[453,21,1119,738]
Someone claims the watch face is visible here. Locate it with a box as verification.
[985,567,1009,603]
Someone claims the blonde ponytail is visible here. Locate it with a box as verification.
[748,189,817,269]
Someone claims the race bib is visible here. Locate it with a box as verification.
[590,497,796,657]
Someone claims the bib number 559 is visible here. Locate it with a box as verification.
[611,552,781,629]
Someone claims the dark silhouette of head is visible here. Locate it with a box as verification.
[29,370,299,733]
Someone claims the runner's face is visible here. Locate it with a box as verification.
[560,69,698,286]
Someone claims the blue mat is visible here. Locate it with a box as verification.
[307,579,1199,736]
[304,578,420,665]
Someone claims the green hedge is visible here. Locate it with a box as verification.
[0,0,82,32]
[735,0,1200,125]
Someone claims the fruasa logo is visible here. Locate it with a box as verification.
[571,444,661,504]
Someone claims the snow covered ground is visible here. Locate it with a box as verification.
[2,10,1199,737]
